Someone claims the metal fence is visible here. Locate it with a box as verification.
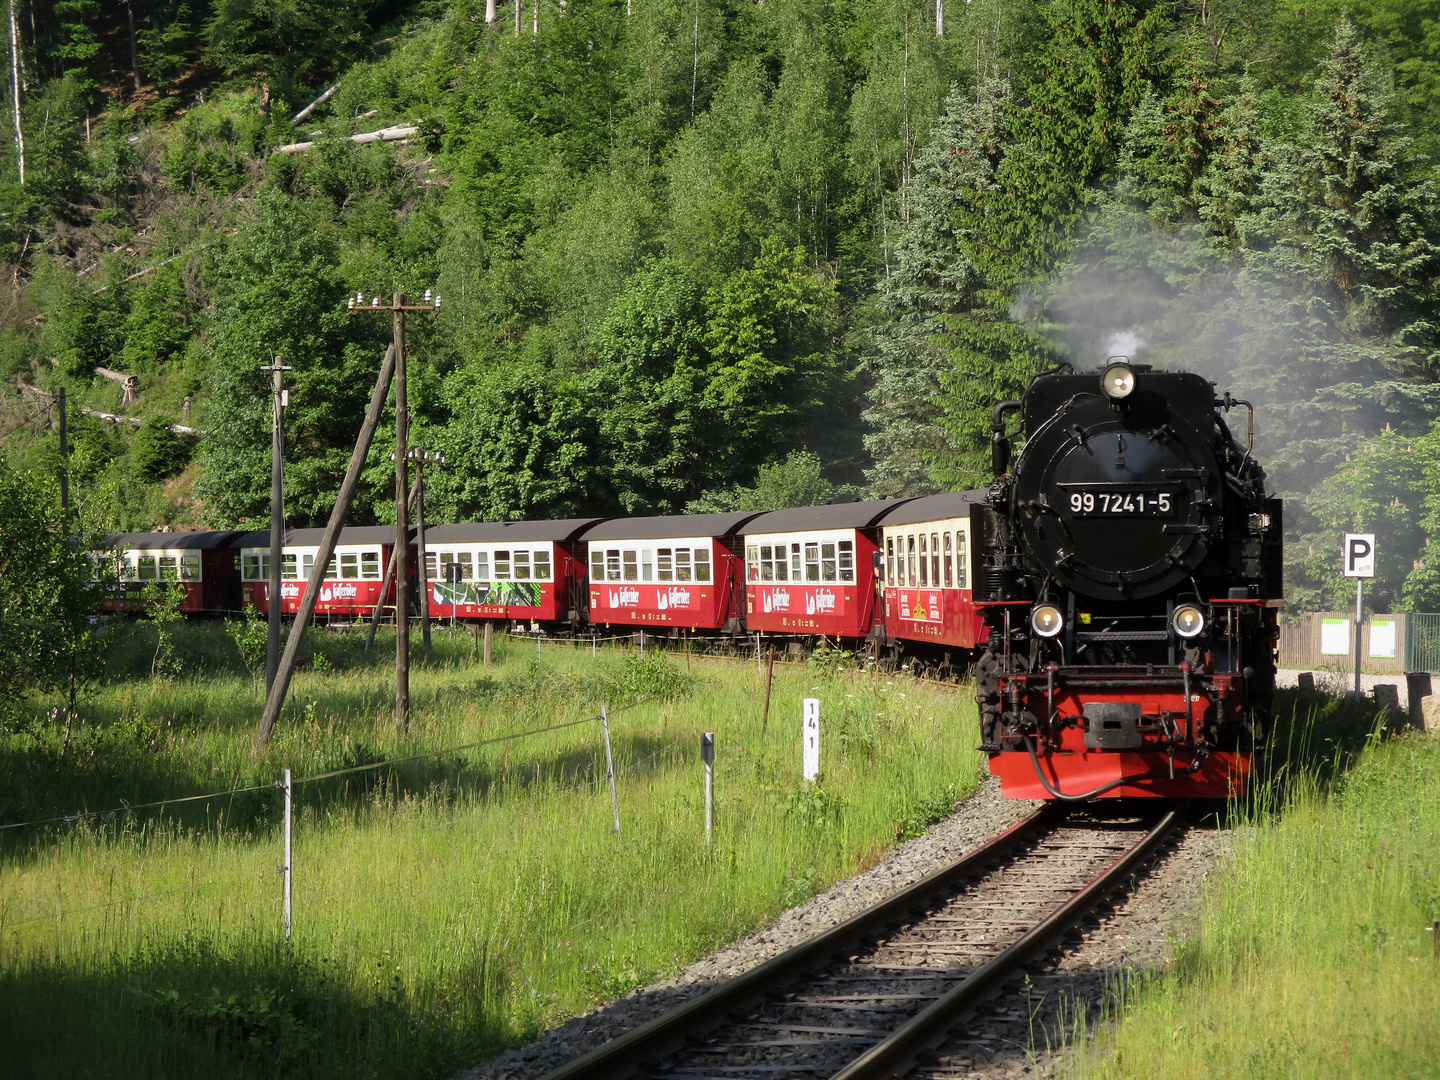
[1278,611,1440,674]
[1406,613,1440,673]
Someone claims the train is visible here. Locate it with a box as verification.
[104,361,1280,802]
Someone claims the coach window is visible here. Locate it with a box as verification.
[301,554,313,580]
[621,550,637,582]
[821,542,838,582]
[760,545,775,581]
[495,550,512,580]
[907,536,917,586]
[659,548,674,581]
[181,555,201,581]
[604,549,621,582]
[676,549,692,581]
[591,550,604,582]
[838,540,854,583]
[886,537,895,586]
[323,556,339,580]
[535,549,552,581]
[772,545,787,581]
[788,543,799,580]
[956,532,967,588]
[931,533,941,586]
[241,554,259,581]
[515,550,532,581]
[695,548,711,582]
[745,546,758,582]
[363,551,381,579]
[340,553,359,578]
[804,543,820,582]
[281,553,298,581]
[640,549,653,582]
[424,553,437,581]
[943,533,953,587]
[919,535,928,587]
[474,551,489,580]
[159,556,177,580]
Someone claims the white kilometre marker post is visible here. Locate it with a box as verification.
[1343,533,1376,697]
[701,732,715,846]
[802,698,820,782]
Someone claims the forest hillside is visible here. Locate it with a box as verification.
[1,0,1438,611]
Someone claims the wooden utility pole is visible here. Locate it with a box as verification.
[262,358,291,697]
[407,450,445,655]
[393,294,408,727]
[364,475,420,652]
[253,345,397,752]
[350,289,439,730]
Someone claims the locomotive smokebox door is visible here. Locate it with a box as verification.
[1083,702,1145,750]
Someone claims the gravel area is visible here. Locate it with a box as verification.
[457,779,1040,1080]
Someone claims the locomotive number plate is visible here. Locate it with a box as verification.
[1065,488,1175,516]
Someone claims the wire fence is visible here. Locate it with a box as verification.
[1,697,693,934]
[0,698,658,837]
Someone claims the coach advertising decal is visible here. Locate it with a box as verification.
[897,590,943,622]
[433,581,543,608]
[596,585,702,611]
[756,586,846,616]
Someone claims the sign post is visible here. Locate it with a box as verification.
[1343,533,1376,696]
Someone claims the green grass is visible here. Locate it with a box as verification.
[1,625,982,1079]
[1070,694,1440,1080]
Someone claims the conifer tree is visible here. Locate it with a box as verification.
[1230,18,1440,501]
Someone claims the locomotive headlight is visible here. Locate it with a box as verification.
[1173,605,1206,638]
[1101,362,1137,400]
[1030,603,1064,638]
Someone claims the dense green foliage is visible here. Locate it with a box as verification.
[0,0,1434,608]
[0,460,105,714]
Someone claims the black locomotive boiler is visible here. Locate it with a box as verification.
[973,361,1283,800]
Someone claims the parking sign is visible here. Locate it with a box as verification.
[1343,534,1376,578]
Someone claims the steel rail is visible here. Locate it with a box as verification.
[537,805,1063,1080]
[831,803,1187,1080]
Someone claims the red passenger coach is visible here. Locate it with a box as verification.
[879,491,988,654]
[106,531,244,615]
[237,526,402,618]
[741,500,913,640]
[424,519,602,629]
[586,513,761,632]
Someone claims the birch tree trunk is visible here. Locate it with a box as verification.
[8,0,21,185]
[126,3,141,89]
[485,0,496,23]
[935,0,944,35]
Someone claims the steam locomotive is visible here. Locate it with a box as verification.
[972,361,1282,800]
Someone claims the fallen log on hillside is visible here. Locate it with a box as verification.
[16,378,202,435]
[273,124,418,155]
[95,366,139,405]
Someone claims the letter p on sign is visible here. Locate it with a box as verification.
[1343,533,1376,578]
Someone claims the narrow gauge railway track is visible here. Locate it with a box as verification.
[542,804,1185,1080]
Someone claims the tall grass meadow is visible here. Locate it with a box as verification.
[1,623,981,1078]
[1068,689,1440,1079]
